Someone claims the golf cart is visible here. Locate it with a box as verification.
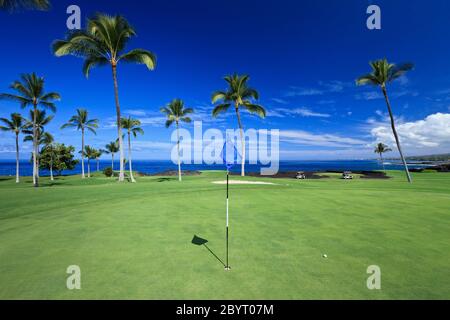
[342,171,354,179]
[296,171,306,179]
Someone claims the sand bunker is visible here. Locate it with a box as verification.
[212,180,275,185]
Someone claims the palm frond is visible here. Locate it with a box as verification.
[39,101,57,112]
[242,103,266,118]
[212,103,231,117]
[389,63,414,81]
[211,90,228,103]
[0,0,50,11]
[356,74,380,86]
[180,117,192,123]
[119,49,157,70]
[0,93,32,108]
[83,56,109,78]
[165,119,174,128]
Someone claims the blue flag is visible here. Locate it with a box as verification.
[221,138,239,171]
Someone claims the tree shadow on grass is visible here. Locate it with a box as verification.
[191,235,226,268]
[155,177,177,182]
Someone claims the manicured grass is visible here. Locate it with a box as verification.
[0,170,449,299]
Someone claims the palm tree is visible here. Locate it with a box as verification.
[95,149,105,172]
[374,143,392,173]
[160,99,193,182]
[24,129,54,179]
[81,145,96,178]
[0,73,60,187]
[61,109,98,179]
[357,59,413,183]
[121,116,144,182]
[22,108,55,180]
[0,0,50,11]
[53,13,157,182]
[0,113,25,183]
[211,74,266,176]
[105,141,119,172]
[40,133,55,180]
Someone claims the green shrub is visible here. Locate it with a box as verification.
[103,167,113,177]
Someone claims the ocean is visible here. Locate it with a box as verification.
[0,159,432,177]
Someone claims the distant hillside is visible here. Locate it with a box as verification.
[405,153,450,161]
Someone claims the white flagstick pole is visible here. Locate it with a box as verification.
[225,169,230,270]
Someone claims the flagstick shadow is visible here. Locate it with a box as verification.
[192,235,226,268]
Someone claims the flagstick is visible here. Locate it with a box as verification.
[225,169,230,270]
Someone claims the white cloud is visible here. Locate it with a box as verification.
[292,108,331,118]
[284,81,351,98]
[132,140,174,151]
[123,109,148,116]
[355,91,384,100]
[318,80,349,93]
[138,116,167,127]
[271,98,288,104]
[285,87,324,97]
[273,130,367,148]
[371,112,450,152]
[269,107,331,118]
[355,89,418,101]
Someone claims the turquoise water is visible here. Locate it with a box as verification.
[0,159,431,176]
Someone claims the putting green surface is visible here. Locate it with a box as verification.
[0,170,449,299]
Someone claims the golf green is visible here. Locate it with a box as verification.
[0,170,449,299]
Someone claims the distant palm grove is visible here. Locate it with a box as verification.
[0,12,413,186]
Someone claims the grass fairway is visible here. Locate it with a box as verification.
[0,170,449,299]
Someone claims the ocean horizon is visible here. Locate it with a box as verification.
[0,159,433,177]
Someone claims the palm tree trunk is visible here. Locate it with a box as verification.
[50,154,54,181]
[80,128,85,178]
[235,105,245,176]
[128,131,135,182]
[382,86,412,183]
[32,104,38,187]
[176,122,181,182]
[15,132,20,183]
[111,154,114,171]
[380,153,386,173]
[111,64,125,182]
[87,159,90,178]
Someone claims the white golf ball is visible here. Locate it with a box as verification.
[323,254,328,258]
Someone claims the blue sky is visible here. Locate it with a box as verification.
[1,0,450,160]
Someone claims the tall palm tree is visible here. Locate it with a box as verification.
[22,108,54,180]
[105,141,119,172]
[53,13,157,182]
[211,74,266,176]
[357,59,413,183]
[61,108,98,179]
[0,73,60,187]
[0,113,25,183]
[24,129,53,179]
[374,143,392,173]
[81,145,96,178]
[121,116,143,182]
[0,0,50,11]
[161,99,193,182]
[95,149,105,172]
[40,133,55,180]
